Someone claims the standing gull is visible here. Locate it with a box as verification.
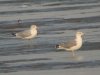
[12,25,38,40]
[56,31,84,56]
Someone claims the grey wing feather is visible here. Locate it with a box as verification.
[16,30,31,38]
[61,40,76,48]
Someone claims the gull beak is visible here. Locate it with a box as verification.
[81,33,84,39]
[82,32,84,36]
[37,27,39,30]
[82,32,84,35]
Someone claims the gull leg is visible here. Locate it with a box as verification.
[29,39,33,47]
[26,39,33,48]
[72,50,75,57]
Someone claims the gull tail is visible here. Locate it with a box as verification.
[55,44,59,48]
[11,33,16,36]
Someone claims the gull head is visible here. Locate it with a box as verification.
[76,31,84,36]
[30,25,38,29]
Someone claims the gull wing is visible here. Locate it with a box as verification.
[60,40,76,48]
[16,30,31,38]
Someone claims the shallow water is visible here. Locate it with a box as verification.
[0,0,100,75]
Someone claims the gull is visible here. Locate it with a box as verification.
[12,25,38,40]
[56,31,84,56]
